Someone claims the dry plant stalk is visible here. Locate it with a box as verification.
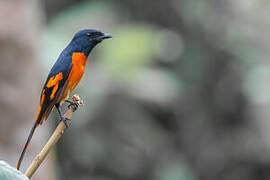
[25,94,83,179]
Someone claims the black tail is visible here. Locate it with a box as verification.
[16,121,39,170]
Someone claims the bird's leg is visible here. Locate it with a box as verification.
[65,100,79,112]
[55,104,70,128]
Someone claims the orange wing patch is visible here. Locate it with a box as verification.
[35,89,45,122]
[46,72,63,100]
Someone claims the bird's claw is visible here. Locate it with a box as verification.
[61,116,71,128]
[65,100,79,112]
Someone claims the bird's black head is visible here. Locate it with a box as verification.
[70,29,112,56]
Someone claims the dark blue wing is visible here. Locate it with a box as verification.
[35,56,72,124]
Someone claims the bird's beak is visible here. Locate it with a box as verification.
[99,34,112,40]
[95,34,112,42]
[94,33,112,43]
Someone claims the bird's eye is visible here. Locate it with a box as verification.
[86,33,91,37]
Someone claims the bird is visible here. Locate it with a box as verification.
[16,29,112,170]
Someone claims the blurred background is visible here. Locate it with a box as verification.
[1,0,270,180]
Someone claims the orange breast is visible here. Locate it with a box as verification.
[61,52,87,102]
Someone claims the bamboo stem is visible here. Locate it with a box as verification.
[25,94,83,179]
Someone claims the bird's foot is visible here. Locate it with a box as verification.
[65,100,79,112]
[61,116,71,128]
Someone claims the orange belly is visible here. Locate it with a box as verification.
[60,52,87,102]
